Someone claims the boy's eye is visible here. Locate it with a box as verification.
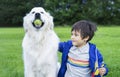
[71,33,79,36]
[75,34,79,36]
[71,32,80,36]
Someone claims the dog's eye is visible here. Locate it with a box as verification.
[32,11,35,14]
[40,12,44,14]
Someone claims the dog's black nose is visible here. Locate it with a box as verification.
[35,13,40,19]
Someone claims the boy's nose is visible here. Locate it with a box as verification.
[71,35,75,39]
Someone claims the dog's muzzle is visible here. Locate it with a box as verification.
[32,13,44,29]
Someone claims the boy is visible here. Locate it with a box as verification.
[57,20,108,77]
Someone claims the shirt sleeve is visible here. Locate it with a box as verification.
[58,42,65,53]
[97,49,109,76]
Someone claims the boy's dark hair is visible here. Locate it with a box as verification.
[71,20,97,42]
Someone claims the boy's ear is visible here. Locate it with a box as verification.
[84,36,89,42]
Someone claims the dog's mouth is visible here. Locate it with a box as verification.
[32,19,44,29]
[32,13,44,29]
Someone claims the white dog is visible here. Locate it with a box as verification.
[22,7,59,77]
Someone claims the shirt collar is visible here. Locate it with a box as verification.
[71,43,89,53]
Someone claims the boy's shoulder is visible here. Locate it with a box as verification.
[61,40,72,45]
[88,42,96,47]
[64,41,96,47]
[66,40,72,44]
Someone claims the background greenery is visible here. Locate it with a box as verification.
[0,0,120,27]
[0,26,120,77]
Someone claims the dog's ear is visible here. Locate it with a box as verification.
[23,24,28,33]
[47,12,54,30]
[23,16,29,33]
[50,16,54,30]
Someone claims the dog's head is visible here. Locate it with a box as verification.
[23,7,54,31]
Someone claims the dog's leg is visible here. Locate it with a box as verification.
[36,57,57,77]
[23,52,36,77]
[46,65,57,77]
[37,64,57,77]
[46,59,58,77]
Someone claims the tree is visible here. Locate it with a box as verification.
[0,0,120,27]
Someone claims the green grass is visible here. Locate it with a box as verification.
[0,26,120,77]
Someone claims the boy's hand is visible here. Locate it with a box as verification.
[99,67,106,76]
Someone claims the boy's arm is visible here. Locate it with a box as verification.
[97,50,108,76]
[58,40,72,53]
[99,67,108,76]
[58,42,65,53]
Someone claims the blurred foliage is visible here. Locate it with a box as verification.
[0,0,120,27]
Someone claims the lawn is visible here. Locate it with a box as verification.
[0,26,120,77]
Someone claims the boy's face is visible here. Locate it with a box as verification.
[71,30,88,47]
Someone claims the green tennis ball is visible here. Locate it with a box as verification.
[34,19,42,26]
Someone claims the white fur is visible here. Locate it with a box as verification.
[22,7,59,77]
